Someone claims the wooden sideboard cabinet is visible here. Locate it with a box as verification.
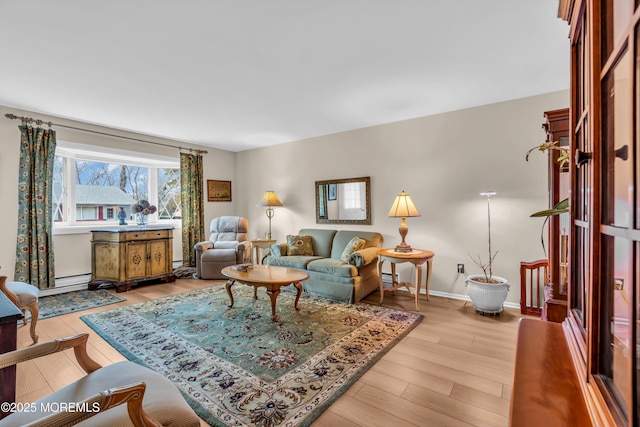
[88,226,175,292]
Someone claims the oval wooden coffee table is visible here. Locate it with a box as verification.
[221,265,309,321]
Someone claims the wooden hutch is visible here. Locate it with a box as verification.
[511,1,639,426]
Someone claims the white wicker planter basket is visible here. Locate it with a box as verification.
[465,274,510,315]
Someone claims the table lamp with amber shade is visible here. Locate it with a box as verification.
[388,190,421,252]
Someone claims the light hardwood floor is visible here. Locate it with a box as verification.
[14,279,527,426]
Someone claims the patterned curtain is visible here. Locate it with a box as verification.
[15,125,57,289]
[180,152,204,266]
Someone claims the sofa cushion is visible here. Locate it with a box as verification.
[267,255,321,270]
[201,248,237,262]
[307,258,357,278]
[340,236,366,262]
[297,229,338,258]
[287,235,314,256]
[209,216,249,243]
[213,241,239,249]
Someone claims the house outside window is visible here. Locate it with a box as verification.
[53,142,181,229]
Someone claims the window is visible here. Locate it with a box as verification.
[53,142,180,227]
[341,182,362,209]
[338,182,366,221]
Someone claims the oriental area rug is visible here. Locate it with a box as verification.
[81,285,422,427]
[33,289,126,320]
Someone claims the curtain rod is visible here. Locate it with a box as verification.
[4,113,208,155]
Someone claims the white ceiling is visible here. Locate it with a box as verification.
[0,0,570,152]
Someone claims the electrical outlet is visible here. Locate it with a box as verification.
[457,263,465,273]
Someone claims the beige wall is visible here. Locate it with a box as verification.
[237,90,569,304]
[1,90,567,304]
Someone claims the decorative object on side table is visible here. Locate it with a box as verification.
[131,199,156,228]
[387,190,421,252]
[465,191,510,315]
[117,206,127,225]
[256,191,283,240]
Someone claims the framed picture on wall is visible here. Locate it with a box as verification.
[207,180,232,202]
[328,183,337,201]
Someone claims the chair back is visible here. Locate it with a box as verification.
[209,216,249,243]
[519,260,548,316]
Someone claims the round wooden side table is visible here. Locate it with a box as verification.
[376,248,435,311]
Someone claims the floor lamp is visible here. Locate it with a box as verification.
[256,191,283,240]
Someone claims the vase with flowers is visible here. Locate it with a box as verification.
[131,200,156,228]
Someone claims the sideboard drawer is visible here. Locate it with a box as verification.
[124,229,171,241]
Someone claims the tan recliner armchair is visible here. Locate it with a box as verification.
[194,216,250,279]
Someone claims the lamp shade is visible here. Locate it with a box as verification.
[256,191,283,207]
[387,191,420,218]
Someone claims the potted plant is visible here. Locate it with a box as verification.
[465,191,510,315]
[526,139,570,256]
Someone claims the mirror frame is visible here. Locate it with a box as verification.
[315,176,371,225]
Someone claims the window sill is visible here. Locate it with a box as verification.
[54,220,182,235]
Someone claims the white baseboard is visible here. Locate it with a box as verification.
[428,289,520,309]
[43,270,520,311]
[43,260,185,297]
[41,273,92,296]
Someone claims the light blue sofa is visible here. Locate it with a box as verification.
[266,228,383,303]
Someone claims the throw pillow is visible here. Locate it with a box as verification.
[287,235,314,256]
[340,236,366,263]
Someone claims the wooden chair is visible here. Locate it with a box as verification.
[0,333,200,426]
[0,275,39,343]
[519,260,548,316]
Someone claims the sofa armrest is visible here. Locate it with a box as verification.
[194,241,213,253]
[348,247,379,268]
[270,243,288,257]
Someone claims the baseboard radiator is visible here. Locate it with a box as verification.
[41,260,185,297]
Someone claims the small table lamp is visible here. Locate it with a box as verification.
[256,191,283,240]
[388,190,421,252]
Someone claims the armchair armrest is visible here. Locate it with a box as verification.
[0,333,101,374]
[237,240,250,253]
[237,240,250,263]
[23,382,161,427]
[194,241,213,253]
[348,247,380,268]
[270,243,288,257]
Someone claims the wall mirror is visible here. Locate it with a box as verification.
[315,176,371,225]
